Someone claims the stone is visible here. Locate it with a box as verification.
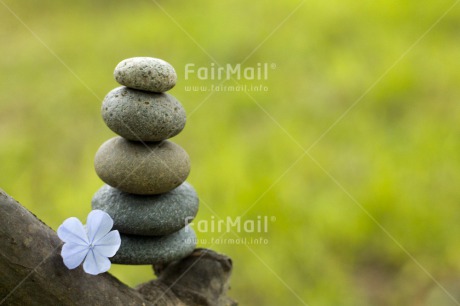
[114,57,177,92]
[94,137,190,195]
[92,182,199,236]
[101,86,186,141]
[111,227,197,265]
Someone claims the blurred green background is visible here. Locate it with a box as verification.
[1,0,460,305]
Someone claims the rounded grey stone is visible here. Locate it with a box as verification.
[94,137,190,195]
[114,57,177,92]
[92,182,199,236]
[102,86,186,141]
[111,227,197,265]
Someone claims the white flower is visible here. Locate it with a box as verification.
[57,210,121,275]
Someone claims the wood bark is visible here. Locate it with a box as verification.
[0,188,236,305]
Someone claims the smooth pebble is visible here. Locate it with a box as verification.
[102,87,186,141]
[94,137,190,195]
[114,57,177,92]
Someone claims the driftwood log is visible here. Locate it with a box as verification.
[0,188,236,305]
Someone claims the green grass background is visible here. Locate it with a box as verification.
[1,0,460,305]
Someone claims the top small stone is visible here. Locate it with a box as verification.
[114,57,177,93]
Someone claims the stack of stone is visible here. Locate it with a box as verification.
[92,57,197,265]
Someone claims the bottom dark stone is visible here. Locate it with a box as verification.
[111,226,197,265]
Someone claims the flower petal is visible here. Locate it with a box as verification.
[61,242,89,269]
[83,248,111,275]
[57,217,89,245]
[86,210,113,244]
[94,230,121,257]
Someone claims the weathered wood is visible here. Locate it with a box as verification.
[0,188,236,305]
[147,249,236,306]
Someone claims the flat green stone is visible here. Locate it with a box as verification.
[92,182,199,236]
[111,227,197,265]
